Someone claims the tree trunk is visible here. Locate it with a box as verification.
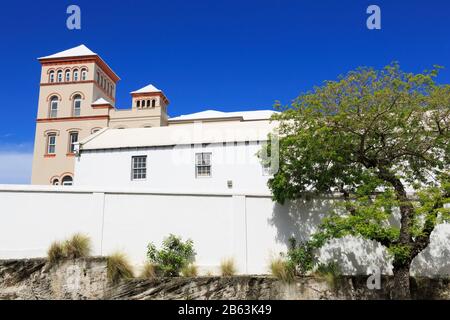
[392,264,411,300]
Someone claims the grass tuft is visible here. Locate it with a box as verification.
[63,233,91,259]
[181,264,198,277]
[47,241,65,265]
[107,252,134,283]
[269,258,295,283]
[220,258,237,276]
[140,262,158,279]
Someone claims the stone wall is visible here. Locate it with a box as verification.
[1,258,449,300]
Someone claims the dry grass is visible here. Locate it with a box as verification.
[220,258,237,276]
[47,241,65,265]
[107,252,134,283]
[181,264,198,277]
[140,262,158,279]
[63,233,91,259]
[269,258,294,283]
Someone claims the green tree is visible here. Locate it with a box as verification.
[265,64,450,299]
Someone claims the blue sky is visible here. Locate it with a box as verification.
[0,0,449,183]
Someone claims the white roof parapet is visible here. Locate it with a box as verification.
[169,110,278,122]
[79,121,278,151]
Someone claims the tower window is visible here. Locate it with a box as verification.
[47,134,56,154]
[73,69,79,81]
[147,100,151,107]
[136,100,140,108]
[49,71,55,83]
[57,71,62,82]
[195,153,212,178]
[96,72,100,83]
[69,132,78,154]
[152,100,156,108]
[65,70,70,82]
[49,96,58,118]
[73,94,81,116]
[61,175,73,186]
[81,69,87,81]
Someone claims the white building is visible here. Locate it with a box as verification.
[74,110,278,193]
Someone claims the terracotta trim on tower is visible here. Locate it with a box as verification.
[44,154,56,158]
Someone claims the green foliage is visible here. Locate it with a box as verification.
[314,262,342,289]
[285,237,317,275]
[269,258,295,283]
[265,63,449,204]
[107,252,134,283]
[220,258,237,276]
[147,234,196,277]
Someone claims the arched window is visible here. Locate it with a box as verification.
[136,100,140,108]
[57,70,62,82]
[52,178,59,185]
[146,100,151,107]
[96,72,100,83]
[65,70,70,82]
[81,69,87,81]
[73,69,79,81]
[49,71,55,83]
[68,131,79,153]
[152,100,156,108]
[49,96,58,118]
[72,94,82,116]
[61,175,73,186]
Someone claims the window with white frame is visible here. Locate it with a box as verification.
[69,132,78,154]
[81,69,87,81]
[47,134,56,154]
[49,96,58,118]
[131,156,147,180]
[73,69,79,81]
[65,70,70,82]
[195,153,212,178]
[57,70,62,82]
[49,71,55,83]
[73,94,81,116]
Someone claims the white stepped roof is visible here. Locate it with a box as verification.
[39,44,97,59]
[169,109,278,121]
[131,84,161,94]
[79,121,277,150]
[92,98,111,105]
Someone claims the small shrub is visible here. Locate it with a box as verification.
[286,237,316,275]
[107,252,134,283]
[181,264,198,277]
[147,234,196,277]
[64,233,91,259]
[140,262,158,279]
[314,262,342,289]
[269,258,295,283]
[220,258,236,276]
[47,241,65,265]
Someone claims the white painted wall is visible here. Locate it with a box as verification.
[74,142,271,194]
[0,185,449,276]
